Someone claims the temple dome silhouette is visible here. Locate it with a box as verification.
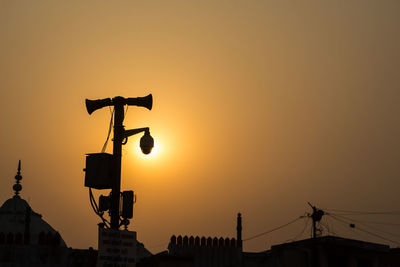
[0,160,66,247]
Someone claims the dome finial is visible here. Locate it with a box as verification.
[13,160,22,196]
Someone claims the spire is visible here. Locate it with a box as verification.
[13,160,22,197]
[237,213,242,248]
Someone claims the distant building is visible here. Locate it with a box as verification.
[0,161,152,266]
[139,213,400,267]
[139,213,243,267]
[3,161,400,266]
[0,161,98,266]
[243,236,400,267]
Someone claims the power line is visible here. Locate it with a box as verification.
[325,208,400,215]
[326,215,364,240]
[320,217,334,236]
[332,213,400,239]
[321,217,337,236]
[338,219,400,226]
[285,217,310,243]
[243,216,305,242]
[328,214,400,246]
[295,218,310,240]
[324,216,334,235]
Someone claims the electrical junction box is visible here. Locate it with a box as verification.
[121,190,134,219]
[84,153,115,189]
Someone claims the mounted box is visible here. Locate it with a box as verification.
[121,190,134,219]
[84,153,115,189]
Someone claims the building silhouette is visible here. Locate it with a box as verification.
[243,236,400,267]
[0,161,96,266]
[2,161,400,266]
[139,218,400,267]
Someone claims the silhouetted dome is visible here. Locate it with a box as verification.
[0,161,67,247]
[0,195,30,213]
[0,195,67,247]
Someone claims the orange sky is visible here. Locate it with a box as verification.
[1,1,400,252]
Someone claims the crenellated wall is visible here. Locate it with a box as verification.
[168,235,242,267]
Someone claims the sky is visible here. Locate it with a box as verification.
[1,0,400,253]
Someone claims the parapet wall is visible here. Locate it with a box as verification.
[169,235,240,248]
[168,235,242,267]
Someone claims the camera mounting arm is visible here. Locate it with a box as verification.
[123,127,154,155]
[124,127,149,139]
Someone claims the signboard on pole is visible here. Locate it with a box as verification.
[97,227,137,267]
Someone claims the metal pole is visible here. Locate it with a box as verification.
[111,97,125,229]
[85,95,153,229]
[312,206,317,239]
[237,213,242,248]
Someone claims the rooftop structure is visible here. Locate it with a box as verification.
[0,161,66,247]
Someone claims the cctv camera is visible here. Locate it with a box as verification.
[140,131,154,155]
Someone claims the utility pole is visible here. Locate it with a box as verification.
[85,95,153,230]
[110,97,125,229]
[308,202,324,239]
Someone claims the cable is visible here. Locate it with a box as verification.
[89,188,99,211]
[319,218,331,237]
[89,188,110,228]
[327,211,400,226]
[328,214,400,246]
[326,215,364,240]
[322,216,333,235]
[342,219,400,226]
[332,213,400,239]
[327,214,373,239]
[124,105,129,120]
[244,216,304,242]
[321,217,336,236]
[283,220,309,243]
[101,107,114,153]
[325,208,400,215]
[295,218,310,240]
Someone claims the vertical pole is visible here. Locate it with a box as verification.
[312,216,316,239]
[312,206,316,239]
[237,213,242,248]
[111,97,125,229]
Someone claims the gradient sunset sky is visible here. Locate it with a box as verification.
[1,1,400,252]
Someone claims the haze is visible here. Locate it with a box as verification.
[1,1,399,252]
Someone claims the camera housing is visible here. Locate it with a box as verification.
[140,131,154,154]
